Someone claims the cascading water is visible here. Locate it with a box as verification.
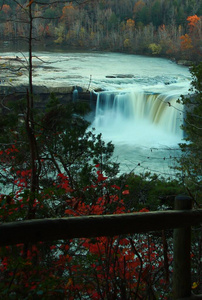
[0,50,190,176]
[93,90,184,147]
[90,89,186,176]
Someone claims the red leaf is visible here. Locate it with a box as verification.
[122,190,129,195]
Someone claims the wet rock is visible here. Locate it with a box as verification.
[106,74,134,78]
[116,74,134,78]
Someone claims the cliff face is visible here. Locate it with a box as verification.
[0,84,97,113]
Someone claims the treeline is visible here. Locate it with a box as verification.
[0,0,201,61]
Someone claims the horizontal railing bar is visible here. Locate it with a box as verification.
[0,209,202,246]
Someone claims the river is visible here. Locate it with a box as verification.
[0,51,191,177]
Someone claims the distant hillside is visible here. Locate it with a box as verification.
[0,0,201,61]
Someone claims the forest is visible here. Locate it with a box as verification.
[0,0,201,61]
[0,0,202,299]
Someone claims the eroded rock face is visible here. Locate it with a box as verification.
[0,84,74,94]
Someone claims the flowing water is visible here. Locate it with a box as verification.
[91,90,186,176]
[0,50,191,176]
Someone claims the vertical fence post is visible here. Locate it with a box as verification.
[173,195,192,299]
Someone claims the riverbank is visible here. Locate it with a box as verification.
[0,42,196,68]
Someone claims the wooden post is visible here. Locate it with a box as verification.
[173,195,192,299]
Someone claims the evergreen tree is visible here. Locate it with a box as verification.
[177,63,202,204]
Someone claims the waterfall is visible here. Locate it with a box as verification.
[92,90,184,147]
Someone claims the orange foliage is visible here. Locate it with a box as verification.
[187,15,200,31]
[159,24,166,31]
[2,4,11,14]
[61,2,77,27]
[126,19,135,29]
[61,2,74,18]
[180,34,193,51]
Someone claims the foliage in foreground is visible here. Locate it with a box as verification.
[0,166,173,299]
[0,167,201,299]
[0,86,201,298]
[177,62,202,205]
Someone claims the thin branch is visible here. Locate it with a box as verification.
[129,238,143,300]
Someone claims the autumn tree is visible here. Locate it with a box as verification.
[187,15,200,31]
[180,33,193,51]
[0,0,201,60]
[180,15,201,61]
